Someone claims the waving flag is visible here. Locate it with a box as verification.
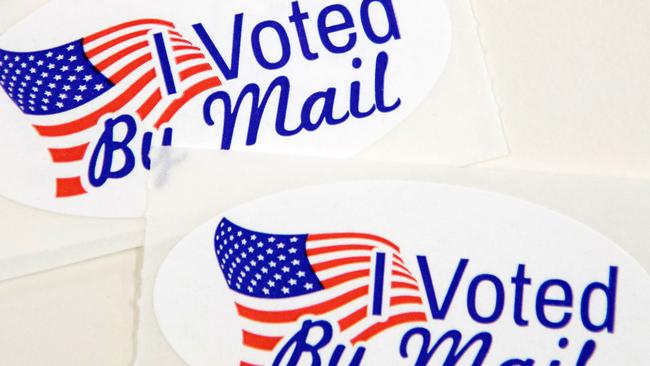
[0,19,221,198]
[214,218,427,366]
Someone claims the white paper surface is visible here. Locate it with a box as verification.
[0,195,143,281]
[0,249,138,366]
[472,0,650,179]
[136,148,650,365]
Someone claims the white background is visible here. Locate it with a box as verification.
[1,0,649,365]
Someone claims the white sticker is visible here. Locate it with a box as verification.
[0,0,451,217]
[154,181,650,366]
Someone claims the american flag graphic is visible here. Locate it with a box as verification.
[215,218,428,366]
[0,19,221,198]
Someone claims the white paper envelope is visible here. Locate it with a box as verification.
[136,148,650,365]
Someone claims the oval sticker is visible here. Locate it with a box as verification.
[0,0,451,217]
[154,181,650,365]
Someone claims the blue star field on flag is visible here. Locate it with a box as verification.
[214,218,324,299]
[0,40,113,115]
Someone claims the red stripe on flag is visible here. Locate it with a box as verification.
[391,281,420,291]
[308,233,401,253]
[175,52,205,64]
[179,63,212,81]
[170,37,192,45]
[350,312,428,345]
[48,143,89,163]
[390,296,423,306]
[235,286,369,323]
[240,362,262,366]
[94,40,149,72]
[84,19,174,44]
[338,305,368,331]
[109,53,153,84]
[33,69,156,137]
[311,256,371,272]
[137,88,162,120]
[85,29,150,58]
[172,44,201,52]
[153,77,222,128]
[306,244,374,256]
[392,260,413,276]
[320,269,370,288]
[55,177,86,197]
[242,331,282,351]
[393,270,417,282]
[392,270,418,283]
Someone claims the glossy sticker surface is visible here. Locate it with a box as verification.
[155,181,650,365]
[0,0,451,217]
